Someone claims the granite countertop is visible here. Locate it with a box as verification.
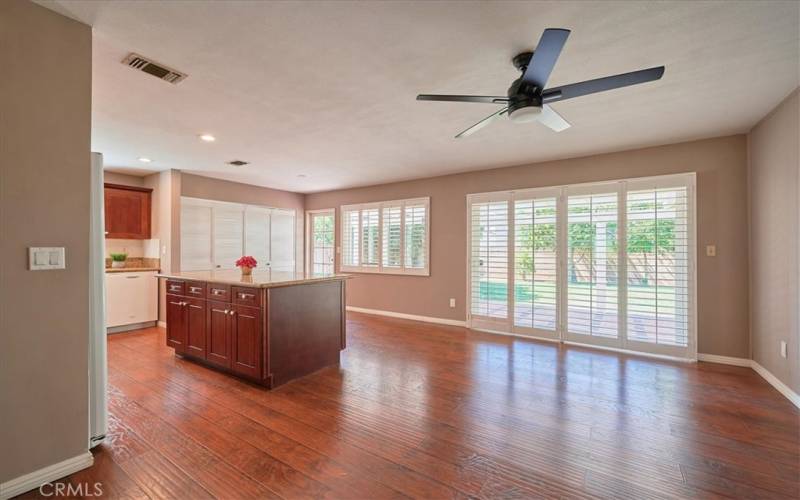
[156,269,351,288]
[106,267,161,273]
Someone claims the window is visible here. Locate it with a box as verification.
[307,209,334,275]
[341,197,430,275]
[467,173,695,359]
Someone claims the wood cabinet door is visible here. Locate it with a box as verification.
[231,305,262,379]
[206,300,232,368]
[166,295,187,353]
[185,297,206,358]
[104,184,151,239]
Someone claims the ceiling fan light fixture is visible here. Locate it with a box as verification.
[509,105,542,123]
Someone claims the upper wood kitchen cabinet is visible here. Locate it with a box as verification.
[104,183,152,239]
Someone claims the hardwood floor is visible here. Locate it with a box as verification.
[17,312,799,499]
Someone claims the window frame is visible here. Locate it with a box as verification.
[340,197,430,276]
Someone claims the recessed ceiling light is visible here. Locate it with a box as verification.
[199,134,216,142]
[138,157,152,163]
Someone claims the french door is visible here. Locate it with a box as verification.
[307,209,335,274]
[467,173,696,358]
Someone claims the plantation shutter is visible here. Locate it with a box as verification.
[341,207,360,268]
[361,207,380,267]
[625,183,690,347]
[382,204,402,269]
[403,200,429,272]
[469,197,510,325]
[513,195,558,332]
[565,189,619,339]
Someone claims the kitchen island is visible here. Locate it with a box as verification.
[156,270,349,388]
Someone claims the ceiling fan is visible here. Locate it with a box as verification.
[417,28,665,138]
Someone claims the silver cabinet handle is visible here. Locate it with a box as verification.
[189,286,202,292]
[212,289,225,295]
[239,292,254,299]
[223,309,229,314]
[169,285,181,291]
[229,310,236,316]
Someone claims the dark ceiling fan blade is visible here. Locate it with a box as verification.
[542,66,665,103]
[521,28,571,91]
[455,107,508,138]
[417,94,509,104]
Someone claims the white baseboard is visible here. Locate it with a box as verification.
[751,361,800,408]
[107,321,158,334]
[697,353,752,367]
[157,320,166,328]
[696,354,799,408]
[346,306,466,327]
[0,451,93,499]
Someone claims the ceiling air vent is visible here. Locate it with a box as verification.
[121,53,187,84]
[227,160,249,167]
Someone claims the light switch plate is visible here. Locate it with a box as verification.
[29,247,65,270]
[706,245,716,257]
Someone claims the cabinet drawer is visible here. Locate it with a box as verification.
[185,281,206,298]
[232,287,261,307]
[207,283,231,301]
[166,279,185,295]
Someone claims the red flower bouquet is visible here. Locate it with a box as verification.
[235,256,257,276]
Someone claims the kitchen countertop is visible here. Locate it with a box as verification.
[156,269,351,288]
[106,267,161,273]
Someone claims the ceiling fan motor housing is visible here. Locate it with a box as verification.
[508,51,543,121]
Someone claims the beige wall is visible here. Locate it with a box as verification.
[306,135,750,358]
[748,89,800,393]
[0,0,92,483]
[181,173,305,271]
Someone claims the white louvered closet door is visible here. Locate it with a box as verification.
[244,206,270,270]
[180,203,213,271]
[213,205,244,270]
[468,194,510,331]
[270,209,296,271]
[563,184,622,348]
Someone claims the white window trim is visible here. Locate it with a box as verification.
[340,197,430,276]
[465,172,697,360]
[305,208,335,274]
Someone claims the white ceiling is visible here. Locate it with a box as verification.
[39,0,799,193]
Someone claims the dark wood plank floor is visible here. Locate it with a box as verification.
[18,312,799,499]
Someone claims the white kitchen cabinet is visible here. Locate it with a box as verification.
[105,271,158,328]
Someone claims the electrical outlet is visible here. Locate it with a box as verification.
[706,245,716,257]
[780,340,787,358]
[449,298,456,308]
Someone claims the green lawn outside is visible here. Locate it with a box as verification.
[477,281,678,314]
